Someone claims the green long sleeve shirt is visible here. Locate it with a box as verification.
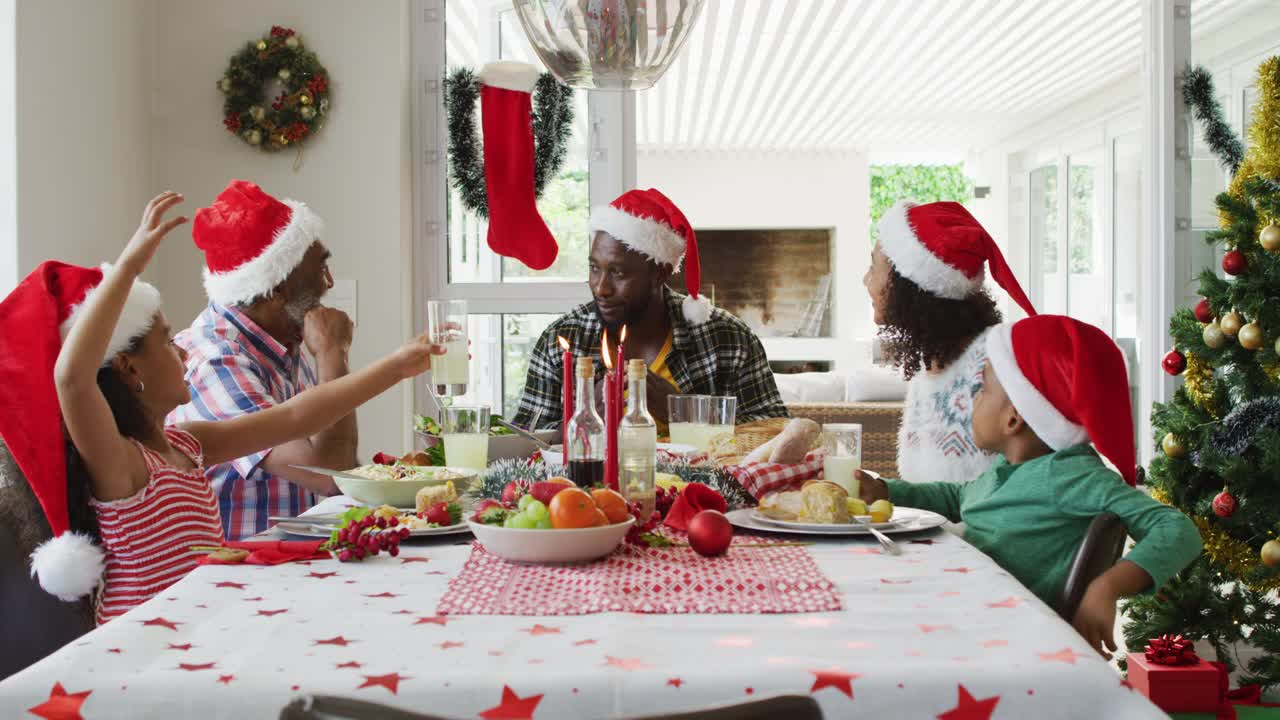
[886,444,1202,608]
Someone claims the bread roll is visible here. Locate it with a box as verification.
[800,481,849,524]
[765,418,821,464]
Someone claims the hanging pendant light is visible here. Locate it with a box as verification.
[512,0,705,91]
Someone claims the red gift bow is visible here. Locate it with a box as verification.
[1144,634,1198,665]
[662,483,727,532]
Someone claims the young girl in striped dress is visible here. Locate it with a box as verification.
[17,192,441,622]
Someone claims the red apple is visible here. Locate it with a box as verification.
[687,510,733,557]
[529,481,572,505]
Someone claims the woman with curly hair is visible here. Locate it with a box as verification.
[862,200,1037,485]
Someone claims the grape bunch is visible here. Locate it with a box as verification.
[322,508,410,562]
[504,494,552,529]
[655,485,677,519]
[624,500,662,546]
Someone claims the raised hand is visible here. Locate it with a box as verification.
[118,191,188,274]
[392,334,447,379]
[304,306,355,357]
[855,469,889,504]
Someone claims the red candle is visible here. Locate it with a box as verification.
[558,336,572,453]
[615,325,627,406]
[602,330,620,491]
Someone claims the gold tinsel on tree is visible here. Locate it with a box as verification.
[1226,56,1280,219]
[1194,518,1280,593]
[1184,352,1221,417]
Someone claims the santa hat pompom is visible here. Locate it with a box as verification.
[30,531,106,602]
[682,293,712,324]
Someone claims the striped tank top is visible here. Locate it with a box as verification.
[90,428,223,624]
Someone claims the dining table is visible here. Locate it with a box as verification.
[0,494,1169,719]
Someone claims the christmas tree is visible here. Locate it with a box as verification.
[1121,58,1280,691]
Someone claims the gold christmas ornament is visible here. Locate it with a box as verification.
[1261,223,1280,252]
[256,40,267,51]
[245,129,262,145]
[300,94,312,105]
[1161,432,1187,458]
[285,35,300,49]
[1239,322,1264,350]
[300,106,316,120]
[1263,539,1280,567]
[1221,311,1243,336]
[1203,321,1227,349]
[277,68,291,81]
[249,105,265,121]
[217,77,232,93]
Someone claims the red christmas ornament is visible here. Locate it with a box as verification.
[1162,349,1186,376]
[1213,489,1236,518]
[1223,249,1247,276]
[1193,298,1214,323]
[687,510,733,556]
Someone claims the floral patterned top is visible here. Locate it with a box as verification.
[896,328,998,485]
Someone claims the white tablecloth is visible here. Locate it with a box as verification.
[1,496,1166,719]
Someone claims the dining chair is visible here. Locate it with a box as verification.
[279,693,823,720]
[0,438,96,681]
[1056,511,1128,623]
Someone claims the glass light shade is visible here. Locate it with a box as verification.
[512,0,705,91]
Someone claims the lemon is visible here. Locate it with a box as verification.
[868,499,894,524]
[846,497,867,517]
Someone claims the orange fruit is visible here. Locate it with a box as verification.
[546,476,575,487]
[590,488,631,524]
[549,488,604,529]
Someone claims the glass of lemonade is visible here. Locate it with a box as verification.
[426,299,468,397]
[706,396,737,448]
[822,424,863,496]
[441,404,490,472]
[667,394,711,450]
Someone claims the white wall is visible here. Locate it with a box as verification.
[0,0,13,297]
[637,149,872,369]
[14,0,152,282]
[149,0,415,456]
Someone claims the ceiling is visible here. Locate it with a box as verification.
[447,0,1275,152]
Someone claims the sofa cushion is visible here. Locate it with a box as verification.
[844,364,907,402]
[772,372,846,403]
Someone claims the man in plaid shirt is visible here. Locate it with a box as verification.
[514,188,787,431]
[168,181,357,540]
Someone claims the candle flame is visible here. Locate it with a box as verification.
[620,325,628,343]
[601,329,613,370]
[557,335,570,351]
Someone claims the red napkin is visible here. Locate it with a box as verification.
[198,540,330,565]
[663,483,728,532]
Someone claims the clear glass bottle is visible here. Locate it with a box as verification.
[618,359,657,518]
[566,357,605,488]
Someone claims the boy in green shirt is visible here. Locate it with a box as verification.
[858,315,1201,657]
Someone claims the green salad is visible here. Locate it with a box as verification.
[414,415,517,437]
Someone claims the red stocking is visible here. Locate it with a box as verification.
[479,62,558,271]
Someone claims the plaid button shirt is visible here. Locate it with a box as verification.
[167,303,318,540]
[513,289,788,430]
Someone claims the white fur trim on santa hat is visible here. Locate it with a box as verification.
[478,61,540,93]
[203,199,322,307]
[877,199,982,300]
[682,293,712,324]
[589,204,686,271]
[59,263,162,366]
[985,324,1090,450]
[30,531,105,602]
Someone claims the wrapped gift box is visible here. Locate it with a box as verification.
[1126,651,1220,713]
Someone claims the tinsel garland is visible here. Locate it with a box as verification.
[1210,396,1280,456]
[1195,517,1280,594]
[443,67,574,218]
[1228,58,1280,212]
[1185,352,1220,418]
[1184,65,1246,175]
[472,458,756,511]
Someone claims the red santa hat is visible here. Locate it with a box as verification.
[588,188,710,324]
[878,199,1036,317]
[985,314,1136,486]
[193,179,323,307]
[0,261,162,601]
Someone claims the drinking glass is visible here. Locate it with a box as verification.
[706,396,737,448]
[667,394,711,450]
[822,424,863,497]
[426,299,468,397]
[441,404,490,472]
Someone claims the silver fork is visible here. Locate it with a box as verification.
[854,517,902,555]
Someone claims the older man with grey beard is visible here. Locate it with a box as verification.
[168,180,358,540]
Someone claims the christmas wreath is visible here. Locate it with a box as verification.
[444,67,574,217]
[217,26,330,152]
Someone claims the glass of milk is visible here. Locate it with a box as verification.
[441,404,491,472]
[667,395,711,450]
[822,424,863,496]
[426,299,468,397]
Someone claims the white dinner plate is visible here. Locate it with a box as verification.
[727,507,947,536]
[274,520,471,539]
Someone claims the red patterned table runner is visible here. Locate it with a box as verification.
[437,535,842,616]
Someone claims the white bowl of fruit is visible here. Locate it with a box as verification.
[466,479,635,563]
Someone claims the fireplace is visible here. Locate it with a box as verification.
[672,228,833,338]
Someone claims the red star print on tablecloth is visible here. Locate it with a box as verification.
[667,678,684,688]
[363,591,401,598]
[166,643,193,651]
[217,675,234,685]
[943,567,972,573]
[256,609,288,617]
[106,648,122,654]
[936,684,1000,720]
[140,617,181,631]
[414,615,451,626]
[438,641,465,650]
[357,672,409,694]
[336,661,363,669]
[982,640,1009,648]
[479,685,544,720]
[177,662,216,672]
[986,597,1020,608]
[242,596,264,602]
[809,668,861,699]
[306,571,338,579]
[919,624,953,633]
[1038,648,1086,664]
[315,636,354,647]
[521,624,561,636]
[399,556,430,563]
[26,682,92,720]
[604,656,651,671]
[213,581,247,589]
[573,639,598,646]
